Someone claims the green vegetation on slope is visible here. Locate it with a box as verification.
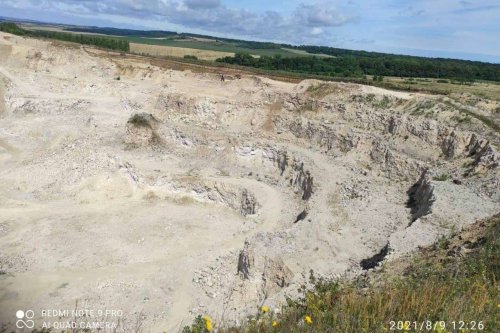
[217,52,500,82]
[0,23,129,52]
[8,23,497,82]
[122,36,299,58]
[183,215,499,333]
[64,27,299,57]
[0,22,26,35]
[65,27,285,50]
[64,26,500,82]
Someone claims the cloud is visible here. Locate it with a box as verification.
[0,0,353,43]
[2,0,498,61]
[294,3,350,27]
[184,0,221,9]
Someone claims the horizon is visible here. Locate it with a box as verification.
[2,15,500,65]
[1,0,499,64]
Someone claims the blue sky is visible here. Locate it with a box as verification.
[1,0,499,62]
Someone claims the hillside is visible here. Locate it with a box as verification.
[184,215,499,332]
[65,26,500,81]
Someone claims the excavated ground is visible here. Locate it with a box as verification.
[0,33,498,332]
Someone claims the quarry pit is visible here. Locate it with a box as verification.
[0,33,498,331]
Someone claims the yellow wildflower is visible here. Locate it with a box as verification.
[435,324,448,333]
[272,320,279,327]
[261,305,269,313]
[203,315,213,332]
[304,315,313,325]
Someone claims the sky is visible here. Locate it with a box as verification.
[1,0,499,63]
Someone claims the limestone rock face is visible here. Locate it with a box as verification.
[237,240,254,280]
[441,131,461,159]
[388,115,402,135]
[406,169,436,223]
[283,94,322,113]
[124,113,160,148]
[264,147,314,201]
[471,143,498,173]
[466,133,484,156]
[262,256,294,295]
[240,189,258,216]
[290,162,314,201]
[275,116,360,153]
[370,139,424,179]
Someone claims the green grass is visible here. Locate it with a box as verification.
[127,113,157,128]
[441,100,500,133]
[122,36,300,57]
[433,174,452,181]
[183,215,500,333]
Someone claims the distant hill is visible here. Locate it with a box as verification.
[2,18,499,81]
[64,26,500,81]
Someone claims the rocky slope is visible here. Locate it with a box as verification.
[0,32,498,332]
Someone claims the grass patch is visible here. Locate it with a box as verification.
[433,174,452,181]
[127,113,157,128]
[442,100,500,133]
[183,215,499,333]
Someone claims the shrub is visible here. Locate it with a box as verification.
[433,173,451,181]
[127,113,157,128]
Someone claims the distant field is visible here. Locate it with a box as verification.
[123,36,304,58]
[281,47,334,58]
[381,76,500,101]
[10,23,500,101]
[130,43,234,61]
[24,24,306,58]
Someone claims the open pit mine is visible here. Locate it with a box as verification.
[0,32,498,332]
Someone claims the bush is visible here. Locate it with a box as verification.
[127,113,157,128]
[433,173,451,181]
[0,22,26,35]
[184,55,198,60]
[0,22,129,52]
[183,315,212,333]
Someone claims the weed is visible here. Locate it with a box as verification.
[127,113,157,128]
[433,174,451,181]
[436,235,450,250]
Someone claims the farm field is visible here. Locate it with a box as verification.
[129,43,234,61]
[381,76,500,101]
[123,36,305,58]
[20,23,315,58]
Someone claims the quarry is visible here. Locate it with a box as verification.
[0,32,498,332]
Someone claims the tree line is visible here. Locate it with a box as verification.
[0,23,130,52]
[216,52,500,82]
[65,26,283,50]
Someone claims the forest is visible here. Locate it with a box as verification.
[216,52,500,81]
[65,26,284,50]
[2,22,499,81]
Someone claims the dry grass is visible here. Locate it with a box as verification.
[381,76,500,101]
[130,43,234,61]
[183,215,499,333]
